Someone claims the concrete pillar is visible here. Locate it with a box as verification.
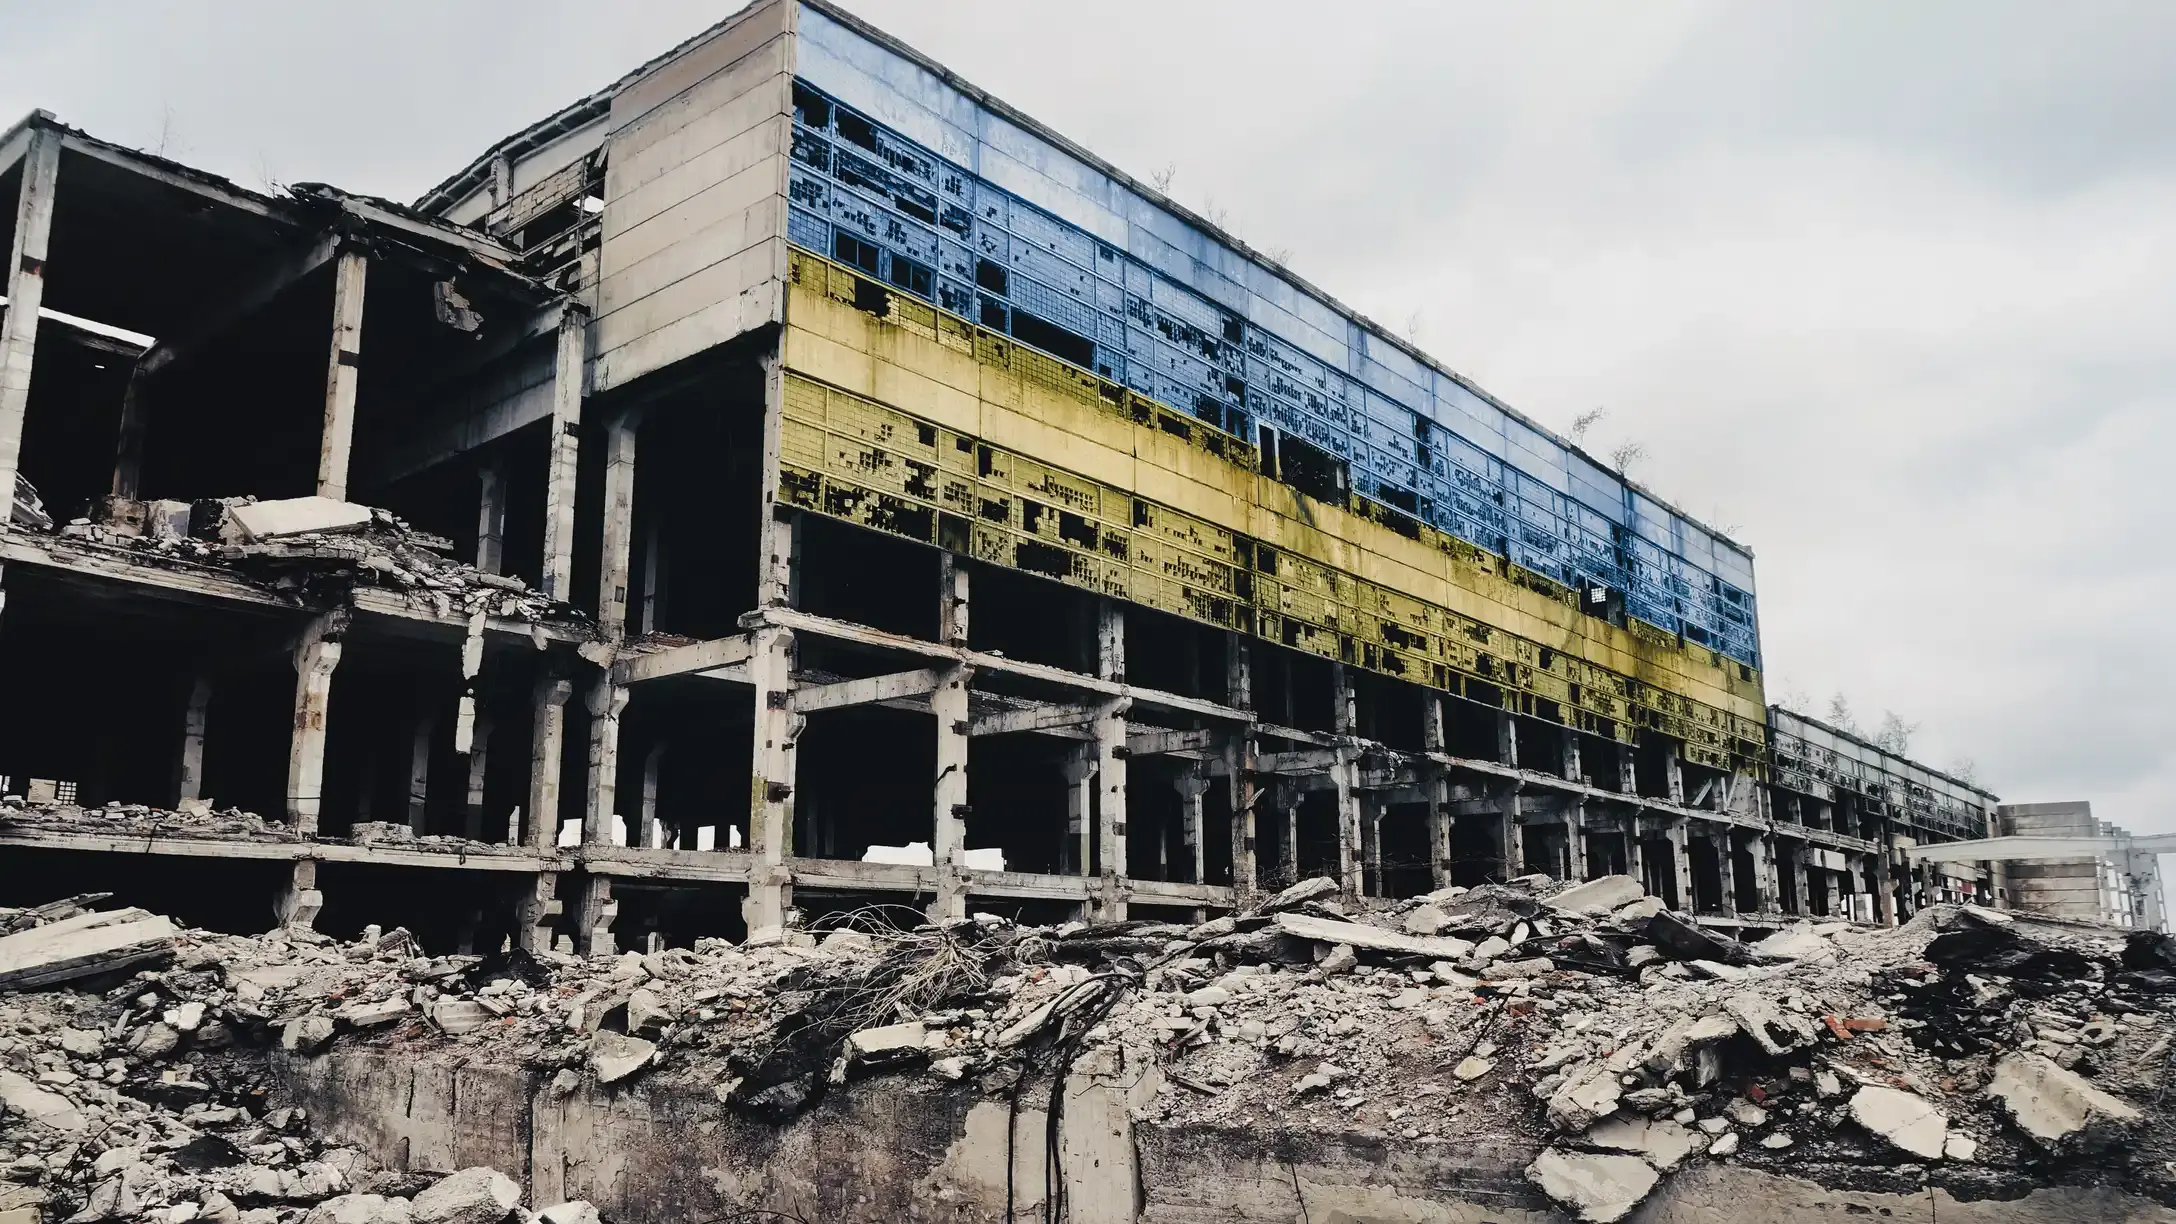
[273,860,322,931]
[1496,711,1519,771]
[285,613,344,836]
[463,712,494,840]
[1560,730,1583,787]
[1176,768,1209,886]
[755,351,798,610]
[526,673,573,850]
[1497,781,1525,881]
[927,664,972,923]
[406,703,434,836]
[1623,812,1647,892]
[1224,637,1257,894]
[637,742,666,850]
[475,459,507,576]
[316,249,368,501]
[175,674,212,805]
[517,872,561,952]
[744,625,799,937]
[1062,747,1095,877]
[1661,740,1686,805]
[1276,784,1301,885]
[596,410,640,639]
[1665,818,1694,911]
[1092,697,1130,920]
[575,876,617,957]
[1423,695,1453,889]
[1714,826,1738,914]
[1872,846,1898,928]
[1753,832,1780,914]
[0,127,60,530]
[1331,665,1363,897]
[1565,799,1588,882]
[940,552,970,646]
[110,372,148,500]
[540,305,586,601]
[582,676,628,845]
[1618,744,1638,797]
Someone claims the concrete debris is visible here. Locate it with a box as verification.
[1985,1051,2143,1152]
[301,1194,414,1224]
[534,1203,600,1224]
[225,497,375,543]
[11,472,53,531]
[0,879,2170,1220]
[1524,1148,1658,1223]
[1546,874,1643,917]
[1847,1085,1948,1160]
[0,908,179,992]
[408,1167,521,1224]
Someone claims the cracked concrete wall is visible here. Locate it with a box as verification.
[275,1048,2176,1224]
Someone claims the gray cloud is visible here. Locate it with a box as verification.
[4,1,2167,831]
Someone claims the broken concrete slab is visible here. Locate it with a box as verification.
[845,1021,928,1062]
[0,909,178,992]
[1549,874,1644,917]
[1585,1114,1703,1171]
[1751,925,1836,963]
[0,1067,86,1132]
[1644,911,1753,965]
[1722,993,1820,1056]
[1525,1147,1658,1223]
[431,999,493,1035]
[281,1016,336,1055]
[535,1204,599,1224]
[1986,1051,2142,1152]
[588,1032,655,1085]
[1848,1085,1947,1160]
[301,1194,414,1224]
[226,497,374,543]
[1272,912,1475,961]
[1401,904,1451,936]
[408,1167,521,1224]
[1546,1061,1624,1131]
[1261,876,1339,911]
[333,999,408,1028]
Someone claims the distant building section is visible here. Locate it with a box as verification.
[1996,801,2167,929]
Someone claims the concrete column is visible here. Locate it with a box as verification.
[1224,637,1257,894]
[575,876,617,957]
[540,305,586,601]
[1276,785,1301,886]
[285,613,344,836]
[0,128,60,529]
[273,860,322,931]
[582,676,628,845]
[475,459,507,576]
[1753,832,1780,914]
[927,665,972,923]
[1618,745,1638,797]
[1714,826,1738,914]
[637,742,666,849]
[940,552,970,646]
[1496,711,1519,770]
[1497,781,1525,881]
[517,872,561,952]
[1565,799,1588,882]
[1331,665,1363,897]
[1623,812,1647,892]
[755,351,797,609]
[463,712,494,840]
[316,249,367,501]
[1176,768,1209,886]
[1872,847,1898,928]
[1665,818,1694,911]
[175,674,212,805]
[1062,747,1095,876]
[526,673,573,851]
[744,625,800,937]
[1661,741,1686,805]
[110,372,148,500]
[406,703,434,836]
[1560,730,1583,787]
[1423,695,1453,889]
[596,410,640,639]
[1092,697,1130,920]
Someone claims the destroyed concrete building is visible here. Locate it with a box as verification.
[0,0,2054,959]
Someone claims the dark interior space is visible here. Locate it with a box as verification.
[1125,605,1224,700]
[1689,837,1723,913]
[3,848,292,935]
[312,861,533,951]
[965,561,1095,672]
[11,322,135,524]
[967,734,1074,875]
[795,513,938,642]
[1442,693,1506,761]
[1377,802,1432,897]
[1448,813,1504,886]
[627,363,768,639]
[609,880,748,950]
[793,704,933,859]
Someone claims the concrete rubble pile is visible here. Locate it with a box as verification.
[5,877,2173,1223]
[0,905,601,1224]
[0,798,298,844]
[45,495,585,629]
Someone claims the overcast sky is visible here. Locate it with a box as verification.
[4,1,2171,836]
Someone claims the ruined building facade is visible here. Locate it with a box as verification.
[0,1,2011,949]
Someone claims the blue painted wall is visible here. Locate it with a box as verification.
[793,5,1760,667]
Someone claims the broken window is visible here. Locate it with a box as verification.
[887,254,933,299]
[793,82,833,129]
[1008,310,1094,369]
[975,258,1009,295]
[1276,434,1350,506]
[834,232,881,276]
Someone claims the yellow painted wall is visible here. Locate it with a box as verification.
[780,249,1765,772]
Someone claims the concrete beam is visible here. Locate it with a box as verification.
[793,667,946,714]
[971,701,1099,737]
[138,233,341,379]
[1126,727,1218,757]
[613,634,754,685]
